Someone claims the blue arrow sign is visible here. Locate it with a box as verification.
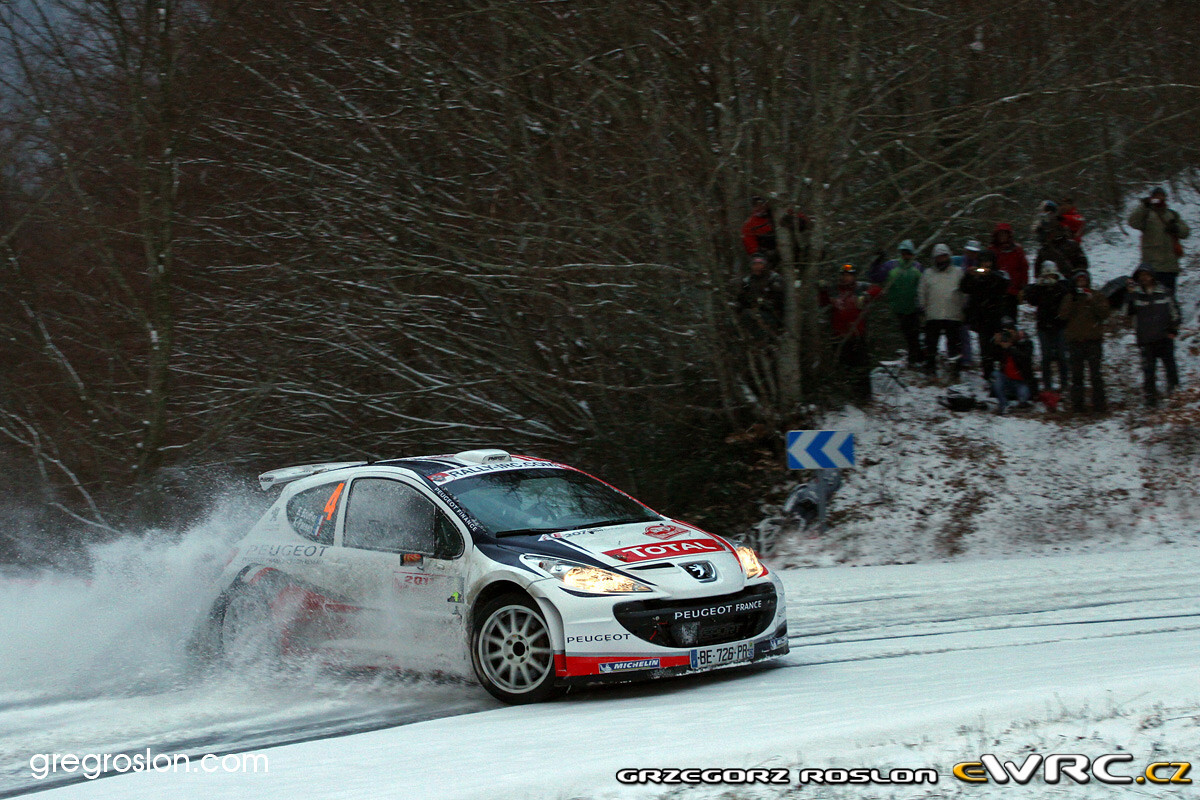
[786,430,855,469]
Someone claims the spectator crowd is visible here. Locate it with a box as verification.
[736,188,1191,413]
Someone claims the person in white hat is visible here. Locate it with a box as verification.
[918,243,966,372]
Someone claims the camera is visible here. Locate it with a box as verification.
[999,330,1015,344]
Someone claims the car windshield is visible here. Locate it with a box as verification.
[437,468,659,536]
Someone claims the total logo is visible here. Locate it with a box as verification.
[604,539,725,563]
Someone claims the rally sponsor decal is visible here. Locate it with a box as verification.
[537,529,597,541]
[554,653,691,677]
[673,598,765,621]
[643,523,690,540]
[426,460,561,484]
[566,633,632,644]
[422,481,488,535]
[598,658,660,674]
[604,538,725,563]
[243,543,328,559]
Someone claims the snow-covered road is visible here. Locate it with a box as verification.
[4,543,1197,800]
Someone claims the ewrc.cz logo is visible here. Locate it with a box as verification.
[953,754,1192,785]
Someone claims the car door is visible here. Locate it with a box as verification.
[329,474,469,670]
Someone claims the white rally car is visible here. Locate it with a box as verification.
[192,449,788,703]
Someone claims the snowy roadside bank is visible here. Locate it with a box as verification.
[762,184,1200,567]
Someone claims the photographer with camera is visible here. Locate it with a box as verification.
[1058,270,1111,413]
[990,317,1038,415]
[959,250,1010,381]
[1128,187,1190,299]
[1125,266,1181,408]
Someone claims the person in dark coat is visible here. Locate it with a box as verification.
[991,317,1038,415]
[1058,270,1111,412]
[819,264,883,399]
[1035,223,1088,279]
[959,249,1010,380]
[1125,265,1181,407]
[1031,200,1060,250]
[737,254,785,339]
[1022,262,1071,391]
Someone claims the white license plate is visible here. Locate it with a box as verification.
[689,641,755,670]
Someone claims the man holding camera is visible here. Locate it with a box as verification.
[1128,187,1190,299]
[960,250,1010,381]
[991,318,1038,415]
[1125,266,1181,408]
[1058,270,1111,413]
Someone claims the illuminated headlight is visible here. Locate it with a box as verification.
[736,546,766,579]
[523,556,652,594]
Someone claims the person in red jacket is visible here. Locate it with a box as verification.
[1059,199,1085,243]
[990,222,1030,318]
[741,196,808,267]
[742,196,777,259]
[819,264,883,399]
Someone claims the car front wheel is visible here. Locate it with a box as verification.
[471,593,560,704]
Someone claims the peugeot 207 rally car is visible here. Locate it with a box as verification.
[193,449,788,703]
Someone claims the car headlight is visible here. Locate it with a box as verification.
[523,556,652,594]
[736,546,766,579]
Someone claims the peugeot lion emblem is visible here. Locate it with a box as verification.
[683,561,717,582]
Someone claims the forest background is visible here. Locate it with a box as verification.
[1,0,1197,556]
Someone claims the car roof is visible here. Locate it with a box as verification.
[261,450,555,491]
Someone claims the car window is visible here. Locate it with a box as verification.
[344,478,440,555]
[286,481,345,545]
[440,468,658,535]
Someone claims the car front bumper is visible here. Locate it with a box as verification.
[542,575,789,684]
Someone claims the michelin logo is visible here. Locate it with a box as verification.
[598,658,660,674]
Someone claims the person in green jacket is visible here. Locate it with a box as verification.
[1128,187,1191,299]
[883,246,923,367]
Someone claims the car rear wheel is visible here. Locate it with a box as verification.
[220,576,288,667]
[471,594,560,704]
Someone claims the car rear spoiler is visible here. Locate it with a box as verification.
[258,461,367,491]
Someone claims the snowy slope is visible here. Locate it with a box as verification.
[22,545,1200,800]
[767,182,1200,566]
